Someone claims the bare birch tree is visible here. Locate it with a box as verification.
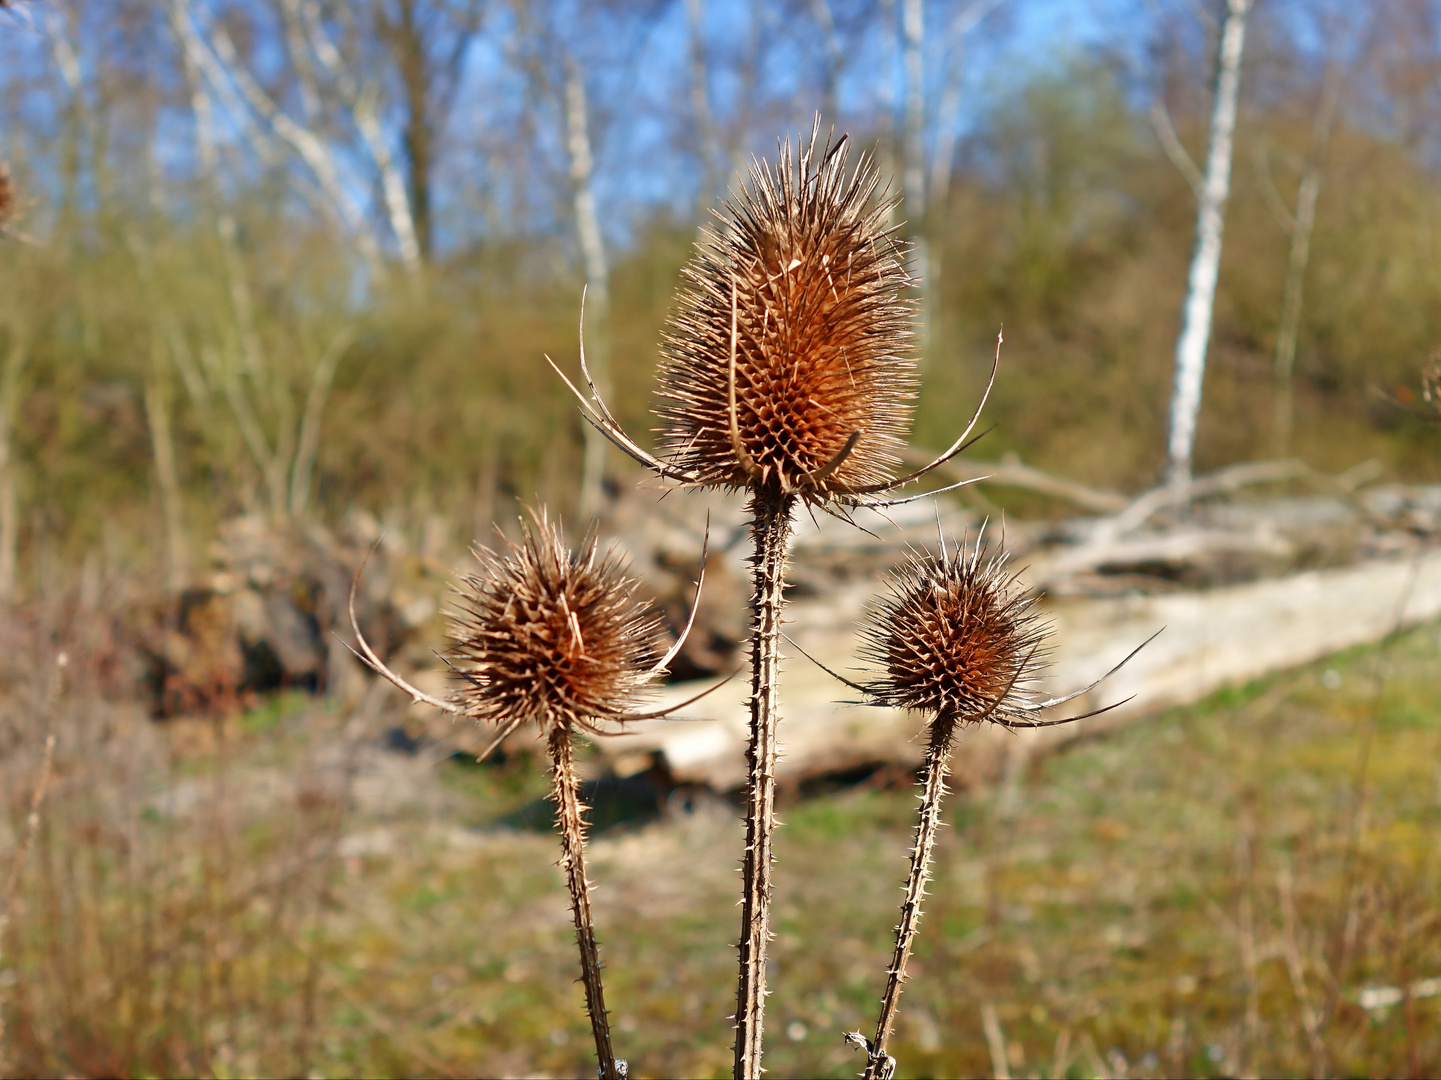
[562,55,613,521]
[901,0,927,346]
[1166,0,1251,490]
[809,0,843,125]
[374,0,486,262]
[1270,61,1340,455]
[171,0,466,276]
[926,0,1006,324]
[876,0,899,194]
[686,0,722,206]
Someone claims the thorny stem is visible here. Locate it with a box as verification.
[549,728,622,1080]
[733,487,795,1079]
[865,720,954,1080]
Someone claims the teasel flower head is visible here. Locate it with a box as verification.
[858,539,1049,743]
[446,508,666,742]
[551,119,1000,513]
[655,123,917,501]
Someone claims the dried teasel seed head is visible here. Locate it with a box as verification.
[447,508,664,738]
[656,123,917,499]
[859,541,1047,740]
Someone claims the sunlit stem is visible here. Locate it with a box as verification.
[865,717,955,1079]
[733,486,795,1079]
[549,727,622,1080]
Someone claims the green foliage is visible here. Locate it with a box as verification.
[1,58,1439,586]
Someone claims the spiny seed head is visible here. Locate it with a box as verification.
[447,508,664,737]
[656,125,917,499]
[859,542,1048,738]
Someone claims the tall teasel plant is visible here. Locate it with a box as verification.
[821,532,1155,1079]
[551,119,995,1078]
[349,507,710,1080]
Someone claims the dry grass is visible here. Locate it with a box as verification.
[0,596,1437,1078]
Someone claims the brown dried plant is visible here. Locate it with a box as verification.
[550,118,994,1079]
[819,532,1151,1079]
[349,508,711,1080]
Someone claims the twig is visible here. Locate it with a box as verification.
[980,1001,1011,1080]
[0,652,66,1071]
[898,448,1127,514]
[1277,866,1328,1078]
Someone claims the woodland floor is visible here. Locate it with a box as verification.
[4,620,1439,1079]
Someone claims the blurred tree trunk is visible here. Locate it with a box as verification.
[809,0,842,125]
[1272,63,1340,456]
[685,0,721,207]
[926,0,1006,339]
[1166,0,1250,490]
[876,0,899,206]
[901,0,927,349]
[563,55,612,522]
[0,331,26,603]
[145,370,189,593]
[289,329,356,518]
[377,0,485,264]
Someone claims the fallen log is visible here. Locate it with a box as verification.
[899,448,1128,514]
[600,545,1441,790]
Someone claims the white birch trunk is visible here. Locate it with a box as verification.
[808,0,843,125]
[1273,66,1340,455]
[174,0,385,274]
[1166,0,1250,490]
[563,58,612,522]
[877,0,899,206]
[0,333,26,603]
[901,0,928,349]
[145,375,189,592]
[685,0,721,203]
[292,0,422,274]
[289,329,355,518]
[926,1,1007,325]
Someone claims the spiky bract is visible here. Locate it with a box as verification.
[448,510,663,737]
[859,544,1047,737]
[657,127,917,500]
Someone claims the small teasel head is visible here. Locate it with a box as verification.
[656,122,917,500]
[447,508,665,740]
[858,539,1048,742]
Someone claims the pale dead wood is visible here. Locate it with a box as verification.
[981,1002,1011,1080]
[898,448,1127,514]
